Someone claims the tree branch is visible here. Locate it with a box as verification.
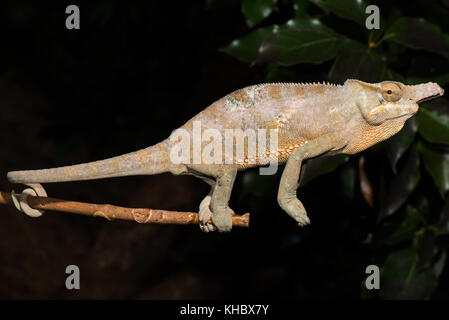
[0,191,250,227]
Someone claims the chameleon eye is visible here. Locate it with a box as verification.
[381,83,401,102]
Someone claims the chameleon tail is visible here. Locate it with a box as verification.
[7,140,171,184]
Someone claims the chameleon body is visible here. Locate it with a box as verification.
[7,79,444,232]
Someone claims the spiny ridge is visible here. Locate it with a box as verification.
[264,81,341,87]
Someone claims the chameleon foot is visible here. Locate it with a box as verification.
[279,198,310,227]
[210,206,234,233]
[198,195,216,232]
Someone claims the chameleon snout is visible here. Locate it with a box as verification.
[409,82,444,103]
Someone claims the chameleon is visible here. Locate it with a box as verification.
[7,79,444,232]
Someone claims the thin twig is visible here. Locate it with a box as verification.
[0,191,250,227]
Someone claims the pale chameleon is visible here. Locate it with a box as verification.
[7,80,444,232]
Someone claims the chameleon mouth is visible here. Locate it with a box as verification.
[389,113,414,121]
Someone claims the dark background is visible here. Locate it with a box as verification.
[0,1,448,299]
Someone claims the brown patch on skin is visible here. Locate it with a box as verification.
[230,90,250,105]
[265,121,278,129]
[304,134,318,141]
[136,149,149,163]
[122,153,132,161]
[88,164,99,174]
[295,87,304,98]
[268,85,283,100]
[109,159,122,172]
[311,86,325,95]
[182,121,193,132]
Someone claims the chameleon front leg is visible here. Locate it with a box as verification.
[277,135,337,226]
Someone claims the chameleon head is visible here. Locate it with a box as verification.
[347,79,444,124]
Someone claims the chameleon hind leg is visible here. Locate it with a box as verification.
[209,165,237,232]
[194,175,217,232]
[188,164,237,232]
[198,191,215,232]
[278,135,336,227]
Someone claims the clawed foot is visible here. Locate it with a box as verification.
[279,198,310,227]
[199,195,216,232]
[198,195,234,233]
[211,206,234,232]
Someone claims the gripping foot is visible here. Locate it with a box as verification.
[198,195,235,232]
[198,195,216,232]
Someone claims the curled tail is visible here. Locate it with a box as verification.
[7,140,171,184]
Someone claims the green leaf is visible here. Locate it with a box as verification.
[381,248,438,299]
[385,17,449,58]
[419,142,449,198]
[242,0,277,27]
[221,26,274,63]
[379,148,421,220]
[255,17,346,66]
[386,116,418,173]
[300,154,349,186]
[418,107,449,145]
[384,206,422,246]
[329,41,386,84]
[310,0,368,26]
